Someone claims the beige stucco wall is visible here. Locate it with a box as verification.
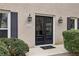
[0,3,79,47]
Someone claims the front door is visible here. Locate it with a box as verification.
[35,15,53,45]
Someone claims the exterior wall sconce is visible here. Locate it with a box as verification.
[58,17,63,23]
[27,14,32,23]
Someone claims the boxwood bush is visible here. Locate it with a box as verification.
[63,29,79,54]
[0,38,29,56]
[0,41,10,56]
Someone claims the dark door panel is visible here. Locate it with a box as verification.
[35,35,44,45]
[35,16,45,45]
[45,35,53,44]
[45,17,53,44]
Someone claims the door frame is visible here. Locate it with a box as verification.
[35,13,56,46]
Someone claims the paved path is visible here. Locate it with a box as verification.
[27,44,70,56]
[51,52,72,56]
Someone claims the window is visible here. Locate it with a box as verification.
[67,17,78,30]
[0,10,10,38]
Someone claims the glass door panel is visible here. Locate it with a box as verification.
[35,16,45,45]
[46,22,52,35]
[35,16,53,45]
[45,17,53,44]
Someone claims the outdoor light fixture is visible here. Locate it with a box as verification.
[27,14,32,23]
[58,17,63,23]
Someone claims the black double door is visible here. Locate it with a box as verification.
[35,16,53,45]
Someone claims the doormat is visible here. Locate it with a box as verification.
[40,45,55,50]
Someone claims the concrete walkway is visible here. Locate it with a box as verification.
[27,44,71,56]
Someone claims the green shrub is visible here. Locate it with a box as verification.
[10,39,29,56]
[0,38,29,56]
[63,29,79,53]
[0,41,10,56]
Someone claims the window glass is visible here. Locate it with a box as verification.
[0,30,7,38]
[0,13,8,28]
[67,17,75,30]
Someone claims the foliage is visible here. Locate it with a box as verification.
[63,29,79,53]
[0,41,10,56]
[0,38,29,56]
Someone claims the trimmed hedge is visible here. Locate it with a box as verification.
[0,38,29,56]
[63,29,79,53]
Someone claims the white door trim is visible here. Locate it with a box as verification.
[53,15,56,45]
